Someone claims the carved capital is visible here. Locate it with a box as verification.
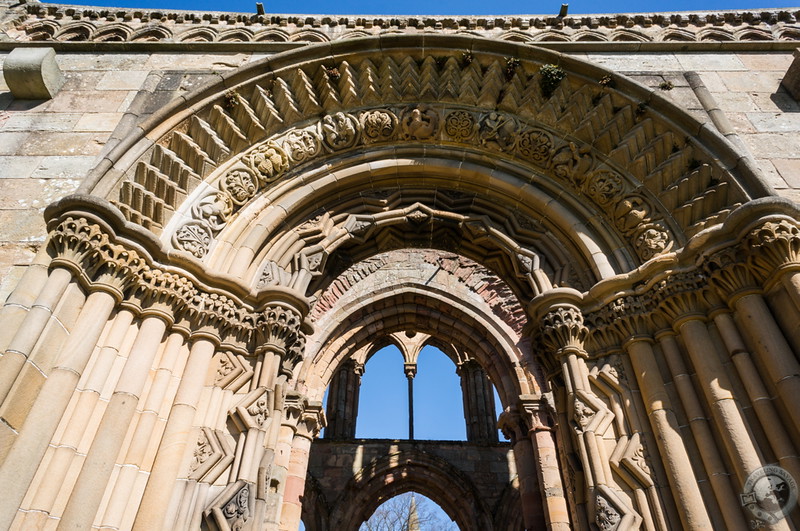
[539,304,589,357]
[254,304,304,376]
[705,247,760,303]
[745,219,800,281]
[497,408,527,443]
[519,395,556,433]
[652,271,709,325]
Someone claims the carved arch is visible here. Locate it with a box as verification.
[79,35,769,299]
[327,449,497,531]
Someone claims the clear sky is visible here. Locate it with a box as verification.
[48,0,800,16]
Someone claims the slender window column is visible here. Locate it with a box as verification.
[404,362,417,440]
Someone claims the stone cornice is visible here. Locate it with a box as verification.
[4,2,800,47]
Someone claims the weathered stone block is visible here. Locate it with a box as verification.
[781,48,800,101]
[3,48,64,100]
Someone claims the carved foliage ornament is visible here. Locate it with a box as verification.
[539,305,588,355]
[596,495,622,531]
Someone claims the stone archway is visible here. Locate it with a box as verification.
[0,32,798,531]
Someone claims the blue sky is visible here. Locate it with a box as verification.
[51,0,800,16]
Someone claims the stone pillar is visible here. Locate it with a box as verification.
[659,270,778,527]
[708,246,800,435]
[656,331,748,531]
[498,408,544,529]
[58,312,170,530]
[622,334,715,530]
[132,336,217,530]
[530,289,642,530]
[324,359,363,439]
[458,359,498,443]
[0,288,120,529]
[0,266,72,405]
[521,397,571,531]
[280,401,324,531]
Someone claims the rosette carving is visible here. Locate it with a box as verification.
[517,128,553,166]
[443,110,476,142]
[585,170,623,206]
[360,110,397,142]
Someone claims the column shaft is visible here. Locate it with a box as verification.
[58,315,168,530]
[0,290,117,530]
[625,339,713,530]
[658,334,747,531]
[0,267,72,405]
[734,293,800,432]
[678,318,764,483]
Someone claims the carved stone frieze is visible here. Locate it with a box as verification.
[168,97,675,262]
[48,215,310,354]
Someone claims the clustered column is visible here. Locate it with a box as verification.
[324,359,364,439]
[458,359,499,443]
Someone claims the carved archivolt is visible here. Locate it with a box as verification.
[171,104,675,262]
[92,37,762,279]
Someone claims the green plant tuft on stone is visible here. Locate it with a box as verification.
[539,64,566,98]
